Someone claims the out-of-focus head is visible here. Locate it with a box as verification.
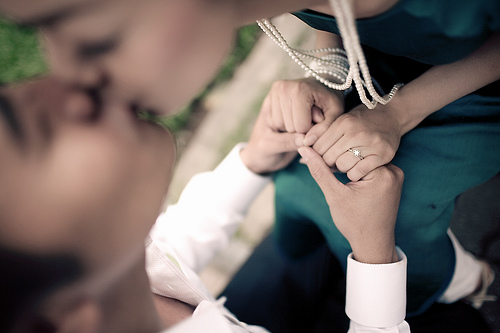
[0,0,238,114]
[0,76,175,332]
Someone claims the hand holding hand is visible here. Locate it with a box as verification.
[266,78,344,135]
[240,94,305,174]
[298,146,404,264]
[311,102,404,181]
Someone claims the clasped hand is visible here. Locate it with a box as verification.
[241,78,405,263]
[266,78,405,181]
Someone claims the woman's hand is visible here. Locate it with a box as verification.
[311,100,405,181]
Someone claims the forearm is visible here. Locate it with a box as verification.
[152,144,270,272]
[391,31,500,135]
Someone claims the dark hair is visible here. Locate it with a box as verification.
[0,246,83,333]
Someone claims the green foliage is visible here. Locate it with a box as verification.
[162,24,262,133]
[0,19,47,84]
[213,23,261,85]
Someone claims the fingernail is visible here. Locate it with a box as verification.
[295,135,305,147]
[303,135,317,147]
[297,147,309,162]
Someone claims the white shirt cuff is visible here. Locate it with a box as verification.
[210,143,271,214]
[345,247,407,328]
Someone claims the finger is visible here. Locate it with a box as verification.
[298,146,344,195]
[270,93,286,132]
[311,105,325,124]
[304,119,333,147]
[347,155,386,182]
[335,150,362,173]
[312,124,343,155]
[315,90,344,123]
[320,134,354,167]
[385,164,405,182]
[292,96,314,134]
[281,95,296,133]
[265,131,305,154]
[260,95,275,125]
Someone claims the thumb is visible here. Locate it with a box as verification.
[298,146,343,195]
[311,105,325,123]
[267,131,305,153]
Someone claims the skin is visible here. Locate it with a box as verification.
[1,0,398,115]
[0,0,239,115]
[0,75,310,332]
[262,25,500,182]
[0,75,404,332]
[0,77,175,332]
[3,0,496,182]
[0,0,401,117]
[0,0,414,329]
[0,77,174,259]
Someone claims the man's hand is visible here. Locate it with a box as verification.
[298,146,404,264]
[266,77,344,135]
[240,94,305,174]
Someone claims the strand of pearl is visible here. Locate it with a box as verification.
[329,0,403,108]
[307,54,349,81]
[256,0,404,109]
[256,18,354,91]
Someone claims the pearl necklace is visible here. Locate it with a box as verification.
[256,0,403,109]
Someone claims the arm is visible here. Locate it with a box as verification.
[392,31,500,134]
[297,146,410,332]
[150,96,304,272]
[311,31,500,181]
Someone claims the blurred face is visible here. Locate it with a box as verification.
[0,77,175,276]
[0,0,238,114]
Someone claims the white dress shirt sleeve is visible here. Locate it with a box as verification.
[346,247,410,333]
[160,299,269,333]
[149,143,270,273]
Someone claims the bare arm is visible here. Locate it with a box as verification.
[388,31,500,135]
[311,31,500,181]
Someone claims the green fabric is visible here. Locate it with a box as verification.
[274,0,500,316]
[273,90,500,315]
[293,0,500,65]
[274,116,500,315]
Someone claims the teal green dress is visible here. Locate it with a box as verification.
[273,0,500,316]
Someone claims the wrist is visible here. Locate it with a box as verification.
[350,238,399,264]
[239,147,259,174]
[388,84,434,135]
[239,147,272,175]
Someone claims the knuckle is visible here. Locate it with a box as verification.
[322,152,337,167]
[347,169,360,181]
[335,159,348,172]
[379,167,400,185]
[339,113,356,127]
[272,80,286,91]
[392,165,405,181]
[354,163,370,178]
[284,121,295,133]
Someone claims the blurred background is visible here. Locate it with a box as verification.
[2,13,499,331]
[0,13,315,296]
